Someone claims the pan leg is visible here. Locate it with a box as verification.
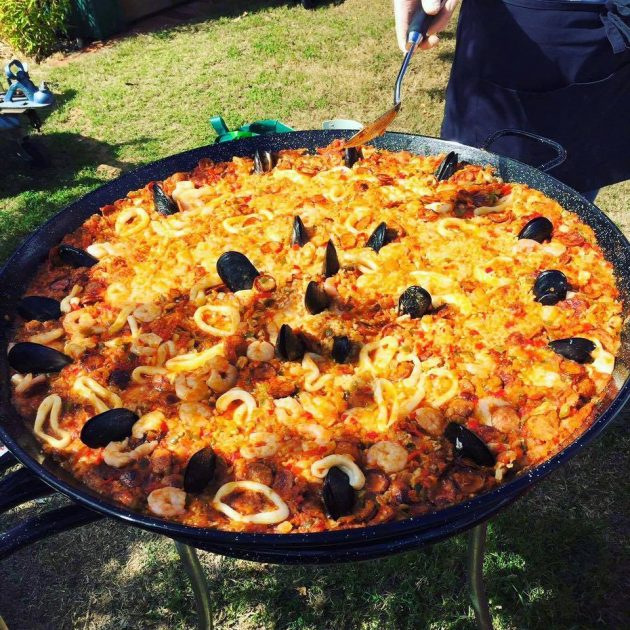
[467,522,493,630]
[174,541,213,630]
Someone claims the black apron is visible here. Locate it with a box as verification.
[441,0,630,192]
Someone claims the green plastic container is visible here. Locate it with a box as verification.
[211,116,294,143]
[215,131,258,143]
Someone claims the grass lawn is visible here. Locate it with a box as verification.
[0,1,628,628]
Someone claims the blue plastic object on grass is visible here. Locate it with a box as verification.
[1,60,56,166]
[1,60,54,111]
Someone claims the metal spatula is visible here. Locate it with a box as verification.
[343,7,440,149]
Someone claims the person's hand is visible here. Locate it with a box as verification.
[393,0,459,53]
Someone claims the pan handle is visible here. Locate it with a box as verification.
[0,458,104,559]
[481,128,567,173]
[0,504,102,560]
[0,466,56,513]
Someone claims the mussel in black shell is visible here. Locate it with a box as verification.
[549,337,595,364]
[324,240,340,278]
[292,216,309,247]
[17,296,62,322]
[366,222,394,253]
[344,147,362,168]
[216,251,260,292]
[331,336,352,363]
[445,422,495,467]
[253,149,277,174]
[305,281,331,315]
[323,466,355,519]
[8,342,72,374]
[533,270,568,305]
[80,408,139,448]
[435,151,458,181]
[398,286,432,319]
[58,244,98,268]
[184,447,217,493]
[518,217,553,243]
[276,324,306,361]
[153,182,178,216]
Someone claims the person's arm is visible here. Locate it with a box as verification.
[393,0,459,52]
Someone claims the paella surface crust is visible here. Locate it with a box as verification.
[8,143,623,532]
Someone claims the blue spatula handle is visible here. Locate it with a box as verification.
[407,3,443,45]
[394,3,445,105]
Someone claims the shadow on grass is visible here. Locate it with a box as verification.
[0,418,627,629]
[424,86,447,101]
[12,88,80,131]
[487,504,627,627]
[0,131,146,202]
[437,29,455,42]
[0,129,149,262]
[437,50,455,64]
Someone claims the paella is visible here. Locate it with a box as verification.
[6,142,622,532]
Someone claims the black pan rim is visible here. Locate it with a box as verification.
[1,129,629,548]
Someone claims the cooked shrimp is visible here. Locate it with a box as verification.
[133,303,162,323]
[148,486,187,517]
[246,340,275,362]
[366,441,408,473]
[175,373,210,402]
[297,422,331,447]
[206,357,238,393]
[413,406,445,437]
[132,410,165,438]
[240,432,279,459]
[63,309,103,336]
[103,439,157,468]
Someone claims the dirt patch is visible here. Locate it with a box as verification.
[96,164,123,179]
